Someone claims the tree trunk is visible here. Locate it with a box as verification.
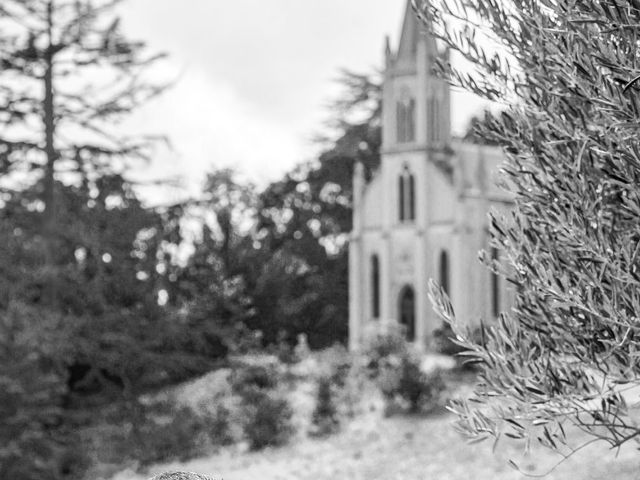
[42,0,57,302]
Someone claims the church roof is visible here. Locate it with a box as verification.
[392,0,437,64]
[396,0,420,59]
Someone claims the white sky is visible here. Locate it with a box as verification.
[118,0,487,203]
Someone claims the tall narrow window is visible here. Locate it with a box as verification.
[491,247,500,317]
[399,286,416,341]
[439,250,450,298]
[371,255,380,319]
[406,98,415,142]
[428,96,441,143]
[399,165,416,222]
[408,173,415,220]
[397,94,415,143]
[434,98,441,142]
[398,175,405,220]
[396,101,406,144]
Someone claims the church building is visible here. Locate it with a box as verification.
[348,1,512,351]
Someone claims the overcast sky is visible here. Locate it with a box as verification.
[118,0,487,202]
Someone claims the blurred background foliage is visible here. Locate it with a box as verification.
[0,1,386,478]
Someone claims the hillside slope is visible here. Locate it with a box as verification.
[112,406,639,480]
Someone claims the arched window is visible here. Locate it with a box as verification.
[491,247,500,317]
[398,285,416,341]
[398,175,405,221]
[399,165,416,222]
[397,94,416,143]
[428,96,441,143]
[408,173,415,220]
[371,254,380,319]
[439,250,450,298]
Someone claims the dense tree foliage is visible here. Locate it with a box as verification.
[250,70,381,348]
[0,2,384,472]
[166,169,259,356]
[0,2,189,478]
[0,0,165,251]
[419,0,640,459]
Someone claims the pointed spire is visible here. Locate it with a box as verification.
[396,0,420,60]
[384,35,393,67]
[395,0,437,62]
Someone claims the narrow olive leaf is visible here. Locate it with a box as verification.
[505,418,525,430]
[623,74,640,93]
[492,432,501,453]
[467,435,490,445]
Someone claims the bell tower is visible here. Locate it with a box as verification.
[349,1,512,352]
[350,0,456,351]
[382,0,451,156]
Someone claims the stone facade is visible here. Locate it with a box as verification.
[348,1,513,351]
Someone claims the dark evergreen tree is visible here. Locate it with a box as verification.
[0,2,175,477]
[0,0,165,258]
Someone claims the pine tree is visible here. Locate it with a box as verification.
[0,0,165,261]
[418,0,640,457]
[0,2,169,477]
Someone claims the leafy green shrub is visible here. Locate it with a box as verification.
[377,355,446,414]
[398,360,446,412]
[228,358,293,450]
[230,362,280,395]
[204,404,234,447]
[310,375,339,436]
[241,390,294,450]
[328,351,352,390]
[362,323,408,376]
[135,404,210,466]
[0,303,75,480]
[335,361,371,419]
[270,332,302,365]
[362,323,447,414]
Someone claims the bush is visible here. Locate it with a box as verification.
[204,404,235,447]
[377,355,446,414]
[135,404,210,466]
[310,376,339,436]
[241,390,293,450]
[398,360,446,412]
[362,323,408,376]
[228,358,294,450]
[230,362,280,396]
[362,323,447,414]
[0,303,74,480]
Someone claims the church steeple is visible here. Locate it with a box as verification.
[382,0,450,150]
[392,0,438,66]
[384,35,393,68]
[396,0,420,60]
